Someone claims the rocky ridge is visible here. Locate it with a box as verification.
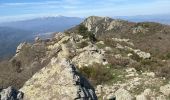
[0,16,170,100]
[20,58,97,100]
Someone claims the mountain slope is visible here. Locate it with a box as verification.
[69,16,170,58]
[0,16,170,99]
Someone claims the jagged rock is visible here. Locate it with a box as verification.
[16,42,27,54]
[0,86,23,100]
[83,16,105,31]
[160,84,170,96]
[107,20,123,31]
[82,16,126,34]
[20,58,97,100]
[115,88,134,100]
[58,44,71,59]
[72,45,106,67]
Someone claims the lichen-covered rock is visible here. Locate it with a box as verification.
[83,16,104,31]
[134,49,151,59]
[115,88,134,100]
[160,84,170,96]
[0,86,24,100]
[72,45,106,67]
[16,42,27,54]
[20,58,97,100]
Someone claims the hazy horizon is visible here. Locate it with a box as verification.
[0,0,170,23]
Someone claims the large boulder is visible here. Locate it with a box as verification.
[20,58,97,100]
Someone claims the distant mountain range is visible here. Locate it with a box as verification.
[0,16,83,59]
[0,16,83,33]
[114,14,170,25]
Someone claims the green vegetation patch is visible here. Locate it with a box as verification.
[78,63,126,86]
[78,24,97,42]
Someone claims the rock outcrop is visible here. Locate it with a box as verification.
[20,58,97,100]
[160,84,170,96]
[82,16,127,35]
[72,45,106,67]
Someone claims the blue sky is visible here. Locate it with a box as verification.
[0,0,170,22]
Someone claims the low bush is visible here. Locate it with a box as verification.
[156,66,170,79]
[78,63,113,86]
[78,25,97,42]
[165,53,170,59]
[105,54,129,67]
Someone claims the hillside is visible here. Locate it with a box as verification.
[0,16,170,100]
[69,16,170,58]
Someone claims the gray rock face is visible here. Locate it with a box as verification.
[82,16,126,35]
[0,86,23,100]
[20,58,97,100]
[16,42,27,54]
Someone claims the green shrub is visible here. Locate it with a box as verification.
[157,66,170,79]
[88,31,97,42]
[78,25,97,42]
[166,53,170,59]
[105,54,129,67]
[78,63,113,86]
[78,24,88,36]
